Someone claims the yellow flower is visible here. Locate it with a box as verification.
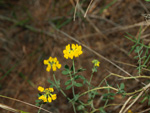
[43,57,61,72]
[49,88,54,92]
[128,110,133,113]
[38,86,44,92]
[38,95,47,102]
[48,97,52,103]
[63,44,83,59]
[38,86,57,103]
[51,94,57,100]
[45,88,54,92]
[92,59,100,67]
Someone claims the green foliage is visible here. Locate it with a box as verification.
[125,27,150,74]
[102,93,115,101]
[117,83,126,96]
[141,94,150,105]
[99,107,106,113]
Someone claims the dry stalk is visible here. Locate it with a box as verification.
[122,83,150,113]
[84,0,94,17]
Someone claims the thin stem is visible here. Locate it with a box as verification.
[53,73,58,86]
[73,59,75,73]
[89,72,94,85]
[0,95,51,113]
[71,59,77,113]
[72,103,77,113]
[38,104,43,113]
[79,86,118,97]
[70,73,75,97]
[52,72,71,101]
[71,59,76,97]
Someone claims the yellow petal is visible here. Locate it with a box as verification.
[46,65,51,72]
[54,57,57,62]
[38,86,44,92]
[66,44,70,50]
[52,64,57,71]
[51,94,57,100]
[49,88,54,92]
[48,97,52,103]
[72,44,75,49]
[43,60,49,65]
[49,57,53,62]
[57,64,61,69]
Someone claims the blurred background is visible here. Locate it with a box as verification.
[0,0,150,113]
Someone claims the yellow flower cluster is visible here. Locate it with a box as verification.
[92,59,100,67]
[38,86,57,103]
[63,44,83,59]
[44,57,61,72]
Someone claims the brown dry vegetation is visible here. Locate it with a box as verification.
[0,0,150,113]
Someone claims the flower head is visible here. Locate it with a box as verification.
[63,44,83,59]
[92,59,100,67]
[43,57,61,72]
[38,86,57,103]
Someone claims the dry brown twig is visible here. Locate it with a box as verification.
[73,0,79,21]
[119,96,133,113]
[84,0,94,17]
[122,83,150,113]
[0,95,52,113]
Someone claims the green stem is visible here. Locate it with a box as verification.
[72,103,77,113]
[71,59,76,97]
[69,72,75,97]
[53,73,57,86]
[72,59,75,73]
[71,59,77,113]
[38,104,43,113]
[89,72,94,86]
[52,72,71,101]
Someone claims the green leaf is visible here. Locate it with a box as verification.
[99,107,106,113]
[77,68,86,72]
[47,79,53,84]
[35,103,40,106]
[75,83,83,87]
[62,70,70,75]
[145,0,150,2]
[92,68,97,72]
[77,105,85,111]
[35,99,41,103]
[66,85,72,90]
[64,65,69,70]
[65,80,71,85]
[74,93,80,101]
[120,83,125,90]
[141,96,148,103]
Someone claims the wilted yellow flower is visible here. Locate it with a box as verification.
[63,44,83,59]
[92,59,100,67]
[38,86,57,103]
[43,57,61,72]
